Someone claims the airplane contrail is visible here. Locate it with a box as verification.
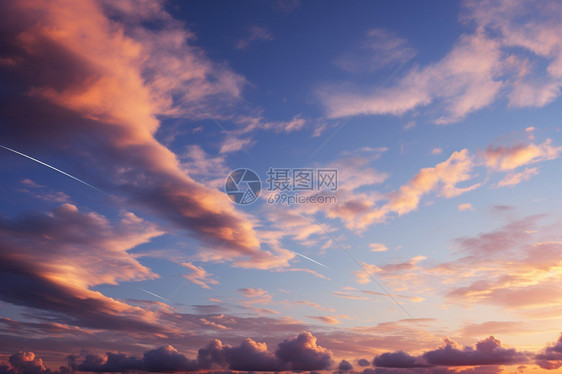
[0,145,104,194]
[138,288,169,302]
[290,250,329,269]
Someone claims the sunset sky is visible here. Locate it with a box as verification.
[2,0,562,373]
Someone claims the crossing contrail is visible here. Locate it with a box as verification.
[0,145,104,194]
[290,250,329,269]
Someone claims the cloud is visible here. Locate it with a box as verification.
[275,331,334,371]
[66,332,332,372]
[0,204,165,332]
[496,167,539,187]
[5,352,67,374]
[422,336,527,366]
[238,288,273,304]
[338,149,480,231]
[334,28,416,73]
[431,148,443,155]
[320,0,562,124]
[374,351,427,368]
[0,331,542,373]
[5,331,334,373]
[458,203,474,211]
[181,262,219,289]
[373,336,526,369]
[483,140,562,171]
[235,26,274,50]
[338,359,353,371]
[307,315,347,325]
[536,334,562,370]
[427,214,562,313]
[369,243,388,252]
[0,0,293,270]
[357,358,371,367]
[72,346,196,372]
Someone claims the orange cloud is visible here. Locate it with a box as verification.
[182,262,219,290]
[458,203,474,211]
[497,167,539,187]
[0,0,299,269]
[483,140,562,171]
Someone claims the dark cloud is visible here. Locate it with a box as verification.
[338,359,353,370]
[143,346,197,372]
[0,0,288,270]
[536,333,562,369]
[373,336,527,369]
[192,305,227,314]
[423,336,526,366]
[64,331,331,372]
[374,351,427,368]
[0,352,70,374]
[224,338,281,371]
[0,205,163,333]
[276,331,333,371]
[357,358,371,367]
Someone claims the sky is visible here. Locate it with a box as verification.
[2,0,562,373]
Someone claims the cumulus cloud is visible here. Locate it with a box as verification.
[307,315,348,325]
[465,0,562,108]
[63,331,332,372]
[276,331,334,371]
[374,351,427,368]
[458,203,474,211]
[4,352,69,374]
[237,288,273,304]
[334,28,416,73]
[423,336,526,366]
[235,114,307,134]
[496,167,539,187]
[321,31,502,123]
[369,243,388,252]
[536,334,562,370]
[338,359,353,371]
[373,336,526,369]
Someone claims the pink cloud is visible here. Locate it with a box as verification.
[458,203,474,211]
[320,0,562,124]
[536,334,562,370]
[483,140,562,171]
[0,0,300,270]
[235,26,274,50]
[0,204,165,332]
[181,262,219,290]
[321,31,503,124]
[496,167,539,187]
